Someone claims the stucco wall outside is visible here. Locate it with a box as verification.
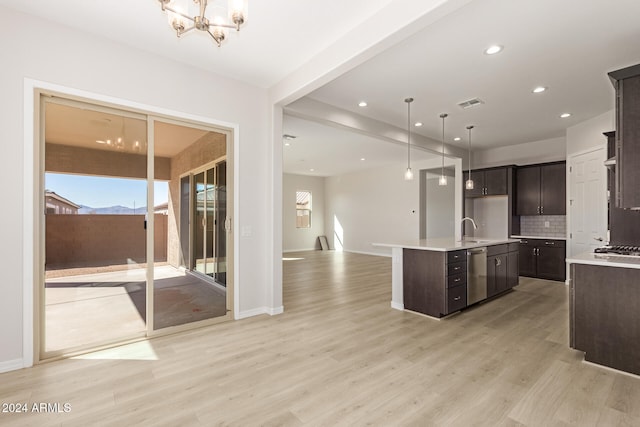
[45,214,167,269]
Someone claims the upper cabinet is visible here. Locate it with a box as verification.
[516,162,566,215]
[463,166,508,197]
[609,64,640,209]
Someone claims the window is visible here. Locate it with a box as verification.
[296,191,312,228]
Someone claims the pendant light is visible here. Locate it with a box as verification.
[438,113,448,186]
[404,97,414,180]
[465,125,475,190]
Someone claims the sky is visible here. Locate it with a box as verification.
[46,173,168,208]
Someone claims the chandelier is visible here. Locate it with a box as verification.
[158,0,247,47]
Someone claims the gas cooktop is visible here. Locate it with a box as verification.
[594,245,640,256]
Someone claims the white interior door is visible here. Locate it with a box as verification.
[569,147,607,257]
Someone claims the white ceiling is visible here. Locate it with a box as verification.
[0,0,396,88]
[284,115,436,177]
[304,0,640,151]
[5,0,640,177]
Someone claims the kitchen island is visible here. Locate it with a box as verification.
[567,252,640,376]
[373,238,520,318]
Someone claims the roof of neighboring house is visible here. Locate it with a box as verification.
[44,190,81,209]
[154,202,168,212]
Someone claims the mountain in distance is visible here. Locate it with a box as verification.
[78,205,146,215]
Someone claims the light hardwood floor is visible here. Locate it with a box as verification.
[1,250,639,426]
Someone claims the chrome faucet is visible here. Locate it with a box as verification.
[461,217,478,239]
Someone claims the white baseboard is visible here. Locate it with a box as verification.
[236,305,284,319]
[391,301,404,311]
[283,248,319,253]
[0,358,24,374]
[267,306,284,316]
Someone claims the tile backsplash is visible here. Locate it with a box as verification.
[520,215,566,237]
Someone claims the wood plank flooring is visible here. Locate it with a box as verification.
[1,250,639,426]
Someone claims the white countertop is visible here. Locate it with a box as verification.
[511,235,567,241]
[372,237,519,252]
[567,252,640,269]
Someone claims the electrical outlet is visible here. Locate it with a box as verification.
[544,221,550,228]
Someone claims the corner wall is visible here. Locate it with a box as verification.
[283,174,326,252]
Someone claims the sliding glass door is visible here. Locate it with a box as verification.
[39,96,233,358]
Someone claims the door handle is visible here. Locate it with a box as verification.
[496,258,502,266]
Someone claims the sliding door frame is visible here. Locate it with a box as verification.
[24,80,238,365]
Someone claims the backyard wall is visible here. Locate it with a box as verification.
[45,214,167,269]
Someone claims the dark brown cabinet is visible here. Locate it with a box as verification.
[487,243,519,297]
[571,263,640,376]
[516,162,566,215]
[403,249,467,318]
[609,64,640,209]
[463,167,508,197]
[519,238,565,281]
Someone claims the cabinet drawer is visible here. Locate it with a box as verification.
[446,284,467,314]
[447,272,467,288]
[447,250,467,263]
[508,242,520,252]
[542,239,565,248]
[487,244,509,256]
[447,261,466,275]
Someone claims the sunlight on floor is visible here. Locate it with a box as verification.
[71,340,158,361]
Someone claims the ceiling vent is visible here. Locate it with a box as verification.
[457,98,485,109]
[283,134,297,140]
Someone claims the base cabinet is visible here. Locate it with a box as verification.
[487,243,520,298]
[403,244,519,318]
[519,239,566,281]
[571,263,640,375]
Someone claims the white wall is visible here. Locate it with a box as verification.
[283,174,325,252]
[325,158,462,256]
[0,6,272,369]
[566,110,614,155]
[473,137,566,168]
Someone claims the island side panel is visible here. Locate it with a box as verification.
[403,249,446,317]
[391,247,404,310]
[572,263,640,375]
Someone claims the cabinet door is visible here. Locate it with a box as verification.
[537,246,566,281]
[519,242,537,277]
[463,170,485,197]
[507,250,519,289]
[617,75,640,208]
[485,168,508,196]
[487,254,507,297]
[516,167,541,215]
[540,163,566,215]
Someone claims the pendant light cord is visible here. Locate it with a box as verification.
[405,98,413,171]
[440,113,448,175]
[467,125,473,179]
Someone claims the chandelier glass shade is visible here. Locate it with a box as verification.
[158,0,247,47]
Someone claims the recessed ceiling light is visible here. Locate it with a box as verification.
[414,122,423,127]
[560,113,572,118]
[454,137,461,142]
[360,158,365,161]
[484,45,503,55]
[358,101,368,107]
[284,142,290,146]
[532,86,547,93]
[309,168,315,172]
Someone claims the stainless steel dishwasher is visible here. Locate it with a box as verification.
[467,247,487,305]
